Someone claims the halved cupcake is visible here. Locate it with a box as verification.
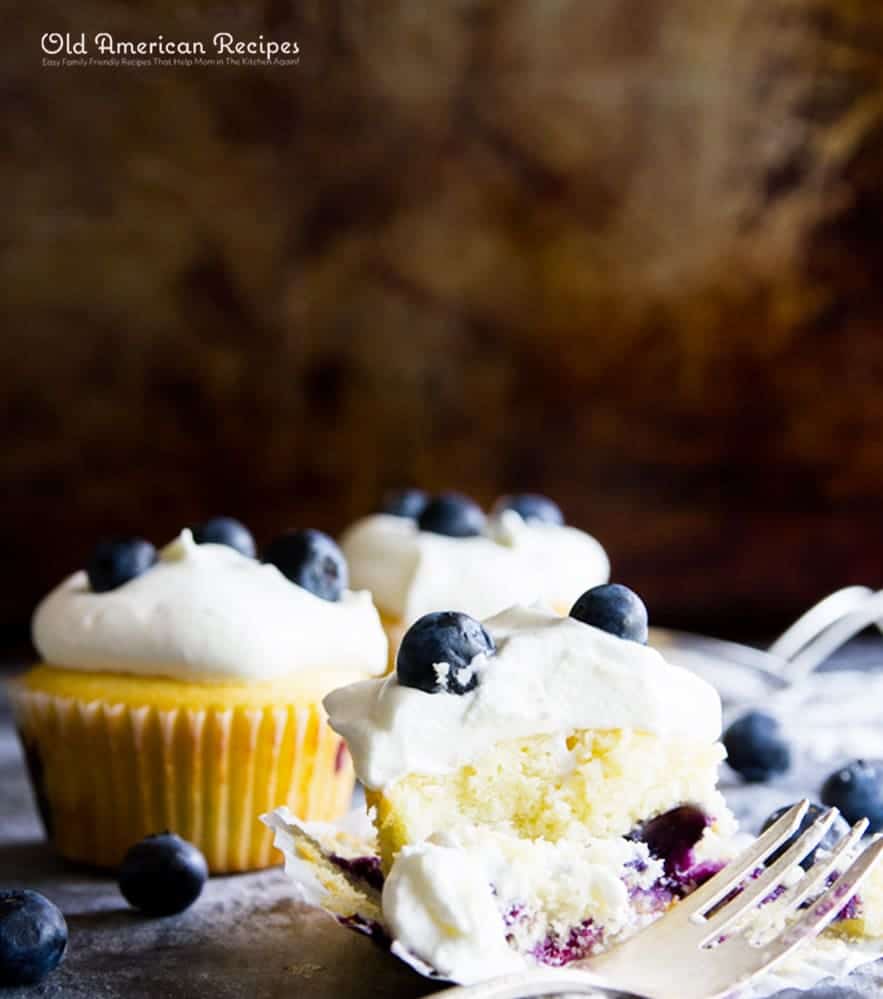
[11,520,387,873]
[266,586,883,985]
[319,586,735,979]
[340,490,610,667]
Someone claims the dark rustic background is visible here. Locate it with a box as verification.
[3,1,883,645]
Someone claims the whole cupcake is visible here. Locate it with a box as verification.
[11,519,387,873]
[340,490,610,665]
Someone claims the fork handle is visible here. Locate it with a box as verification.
[767,585,876,663]
[429,967,649,999]
[778,589,883,683]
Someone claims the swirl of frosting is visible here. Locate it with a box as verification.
[325,605,722,789]
[32,530,388,682]
[340,510,610,625]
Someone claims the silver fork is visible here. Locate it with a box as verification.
[431,802,883,999]
[650,585,882,694]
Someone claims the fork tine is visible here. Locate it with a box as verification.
[698,808,839,940]
[678,801,809,919]
[774,818,868,919]
[763,836,883,964]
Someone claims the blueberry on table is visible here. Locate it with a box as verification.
[192,516,256,558]
[86,537,157,592]
[380,488,429,519]
[723,711,791,783]
[119,833,208,916]
[761,802,850,869]
[417,492,486,538]
[569,583,648,644]
[0,889,67,986]
[263,529,348,601]
[492,493,564,525]
[822,760,883,831]
[397,611,495,695]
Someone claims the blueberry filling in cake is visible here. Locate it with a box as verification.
[298,813,862,973]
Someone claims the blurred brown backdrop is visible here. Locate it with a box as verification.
[3,0,883,642]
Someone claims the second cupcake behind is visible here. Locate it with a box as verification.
[340,490,610,664]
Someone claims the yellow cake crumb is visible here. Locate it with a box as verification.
[369,728,730,872]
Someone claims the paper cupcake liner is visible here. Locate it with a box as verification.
[262,807,883,997]
[10,685,354,873]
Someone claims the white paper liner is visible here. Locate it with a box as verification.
[262,806,883,997]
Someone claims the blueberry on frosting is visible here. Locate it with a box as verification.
[492,493,564,525]
[821,759,883,831]
[192,516,256,558]
[723,711,790,783]
[397,611,495,695]
[86,538,157,593]
[381,488,429,520]
[417,492,486,538]
[569,583,648,644]
[263,529,348,601]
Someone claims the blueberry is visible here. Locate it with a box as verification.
[569,583,648,644]
[397,611,495,695]
[86,537,157,593]
[632,805,710,875]
[821,760,883,831]
[119,833,208,916]
[492,493,564,525]
[263,529,348,601]
[723,711,791,783]
[417,493,486,538]
[380,488,429,519]
[0,889,67,986]
[761,802,850,869]
[192,516,256,558]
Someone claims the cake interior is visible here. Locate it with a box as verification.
[266,720,883,983]
[265,714,883,982]
[368,728,731,872]
[359,726,736,973]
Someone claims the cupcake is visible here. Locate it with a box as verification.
[265,585,883,985]
[315,584,736,980]
[340,490,610,666]
[11,519,387,873]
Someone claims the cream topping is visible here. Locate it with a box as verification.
[383,828,660,984]
[32,530,387,682]
[339,510,610,624]
[384,838,524,983]
[325,604,723,789]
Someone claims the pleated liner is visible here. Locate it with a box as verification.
[9,687,354,873]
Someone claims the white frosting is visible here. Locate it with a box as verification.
[384,838,524,983]
[325,605,722,789]
[32,530,388,682]
[340,510,610,624]
[383,827,661,984]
